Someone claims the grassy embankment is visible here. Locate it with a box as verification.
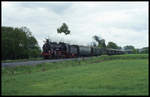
[2,54,148,96]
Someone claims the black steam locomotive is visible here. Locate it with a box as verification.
[42,39,125,59]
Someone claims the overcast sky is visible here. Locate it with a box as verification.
[2,1,149,49]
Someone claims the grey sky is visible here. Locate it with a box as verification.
[2,1,148,49]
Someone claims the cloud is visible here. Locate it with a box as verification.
[2,1,148,49]
[17,2,73,14]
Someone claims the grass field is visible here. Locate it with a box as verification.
[2,54,149,96]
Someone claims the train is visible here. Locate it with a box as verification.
[42,39,125,59]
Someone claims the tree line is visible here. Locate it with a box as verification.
[91,35,148,54]
[2,26,41,60]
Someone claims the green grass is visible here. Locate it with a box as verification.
[2,54,149,96]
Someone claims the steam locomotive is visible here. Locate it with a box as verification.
[42,39,125,59]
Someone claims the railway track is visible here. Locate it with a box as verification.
[1,57,90,67]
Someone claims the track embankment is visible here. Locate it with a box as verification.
[1,57,89,67]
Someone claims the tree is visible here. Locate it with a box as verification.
[57,23,70,35]
[19,27,41,58]
[93,35,101,44]
[100,39,106,48]
[2,27,15,59]
[2,26,29,59]
[118,46,122,50]
[107,42,119,49]
[93,35,106,48]
[2,26,41,60]
[123,45,136,54]
[139,47,149,54]
[123,45,135,50]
